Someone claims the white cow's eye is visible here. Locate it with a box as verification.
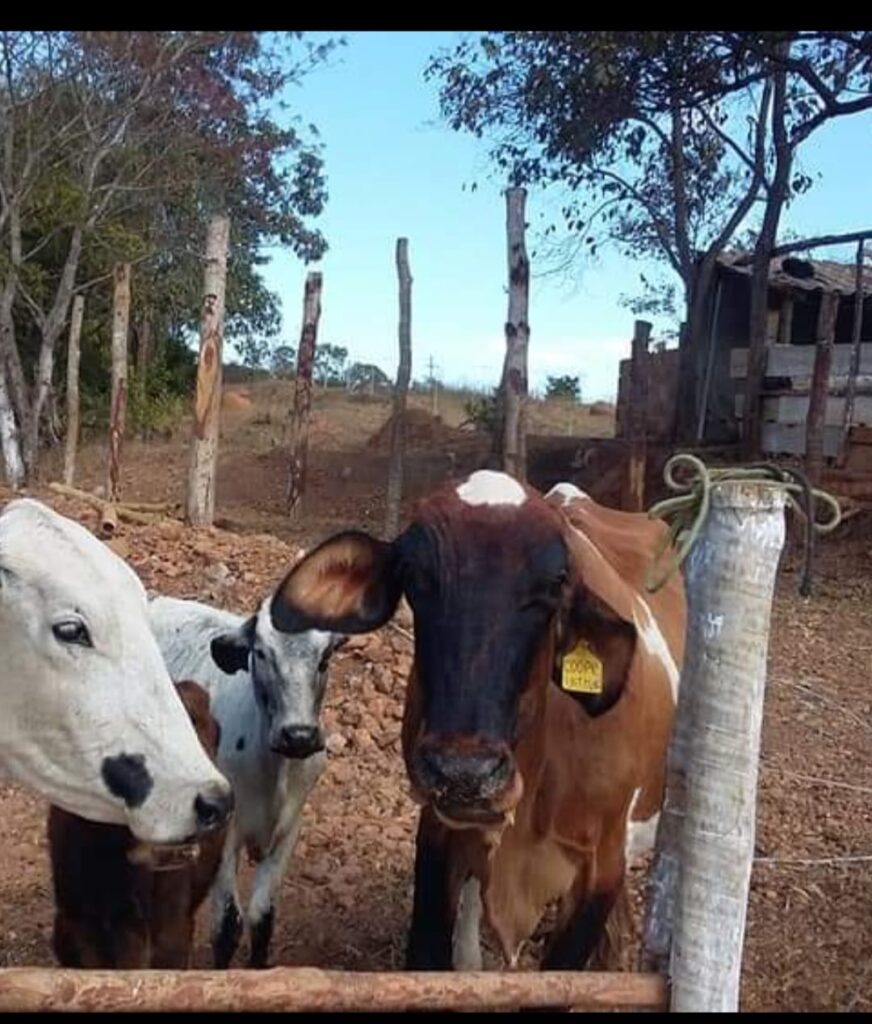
[52,619,93,648]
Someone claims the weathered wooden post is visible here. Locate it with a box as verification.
[622,320,651,511]
[106,264,131,502]
[385,238,412,538]
[805,290,840,485]
[63,294,84,487]
[501,186,530,482]
[839,240,866,465]
[185,213,230,527]
[287,271,322,521]
[643,475,787,1012]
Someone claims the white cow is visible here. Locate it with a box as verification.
[0,499,233,847]
[148,591,346,968]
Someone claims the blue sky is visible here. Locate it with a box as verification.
[245,31,872,401]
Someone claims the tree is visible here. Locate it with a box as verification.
[545,374,580,401]
[720,32,872,456]
[428,32,772,389]
[429,32,872,452]
[347,361,390,394]
[270,344,297,378]
[314,342,348,387]
[0,30,337,483]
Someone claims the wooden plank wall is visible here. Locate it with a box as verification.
[730,343,872,457]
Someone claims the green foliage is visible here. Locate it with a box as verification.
[545,375,581,401]
[270,344,297,378]
[347,361,391,393]
[315,343,348,386]
[0,30,340,450]
[126,365,191,438]
[462,389,500,434]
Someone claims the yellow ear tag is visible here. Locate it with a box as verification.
[561,640,604,694]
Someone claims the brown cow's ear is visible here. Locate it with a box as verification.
[270,530,403,635]
[554,587,637,718]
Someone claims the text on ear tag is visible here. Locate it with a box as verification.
[561,639,603,694]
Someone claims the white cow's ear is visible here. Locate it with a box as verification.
[210,615,256,675]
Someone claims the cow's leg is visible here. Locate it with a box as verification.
[451,875,483,970]
[248,757,323,969]
[405,809,458,970]
[541,837,625,971]
[210,826,243,970]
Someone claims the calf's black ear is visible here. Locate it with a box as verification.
[210,615,256,675]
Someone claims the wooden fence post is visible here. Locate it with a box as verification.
[805,290,840,485]
[106,264,131,502]
[643,480,787,1012]
[839,241,866,466]
[385,238,412,538]
[185,214,230,527]
[63,294,84,487]
[501,186,530,482]
[287,271,322,521]
[622,320,651,511]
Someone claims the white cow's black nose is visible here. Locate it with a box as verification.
[272,725,324,759]
[194,786,234,833]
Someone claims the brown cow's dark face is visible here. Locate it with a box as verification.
[395,509,568,824]
[271,471,639,830]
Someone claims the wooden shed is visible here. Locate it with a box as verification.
[682,250,872,456]
[617,249,872,467]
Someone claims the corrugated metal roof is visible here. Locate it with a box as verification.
[717,250,872,296]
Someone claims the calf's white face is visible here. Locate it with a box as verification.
[0,499,232,844]
[211,597,346,759]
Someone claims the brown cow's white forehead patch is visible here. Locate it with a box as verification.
[456,470,527,507]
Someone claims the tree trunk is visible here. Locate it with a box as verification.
[0,279,29,480]
[805,291,840,485]
[185,214,231,528]
[667,482,786,1012]
[287,272,322,521]
[501,187,530,482]
[385,238,413,538]
[136,316,152,381]
[839,241,866,465]
[106,265,131,502]
[622,320,651,511]
[63,295,85,487]
[0,361,24,490]
[743,56,792,459]
[27,223,85,477]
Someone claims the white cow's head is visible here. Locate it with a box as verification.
[0,499,233,844]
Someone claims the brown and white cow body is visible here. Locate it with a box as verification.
[48,681,227,969]
[276,470,685,970]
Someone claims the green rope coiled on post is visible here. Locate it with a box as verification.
[643,453,843,595]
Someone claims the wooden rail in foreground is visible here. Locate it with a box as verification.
[0,967,667,1013]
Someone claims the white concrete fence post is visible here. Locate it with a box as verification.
[644,479,787,1012]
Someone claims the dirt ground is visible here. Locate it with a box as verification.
[2,382,871,1011]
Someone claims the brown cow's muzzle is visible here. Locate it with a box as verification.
[410,736,523,829]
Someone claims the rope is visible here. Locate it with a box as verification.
[643,453,843,595]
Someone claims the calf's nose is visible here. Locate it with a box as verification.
[273,724,324,759]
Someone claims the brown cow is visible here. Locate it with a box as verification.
[48,680,227,969]
[271,470,685,970]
